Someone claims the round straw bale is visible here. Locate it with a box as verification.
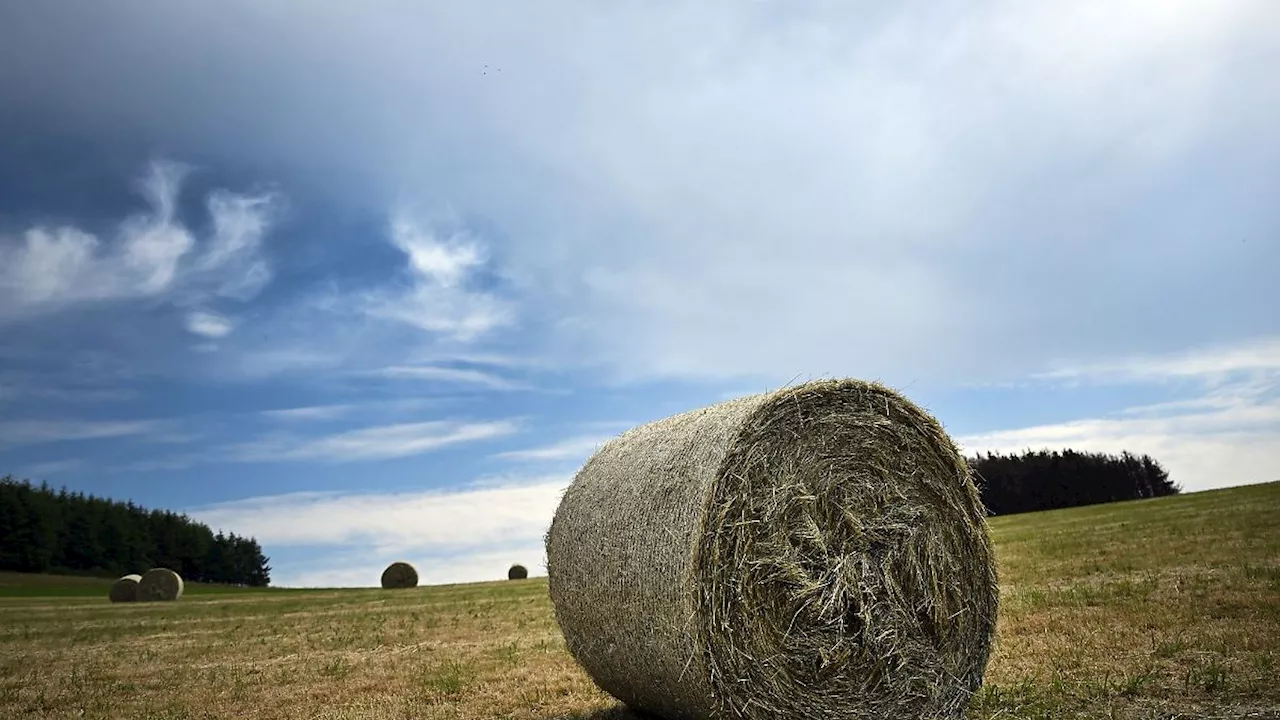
[135,568,184,602]
[108,574,142,603]
[545,378,999,720]
[508,563,528,580]
[380,561,418,589]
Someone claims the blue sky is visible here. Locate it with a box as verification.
[1,1,1277,587]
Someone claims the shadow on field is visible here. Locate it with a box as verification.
[548,706,644,720]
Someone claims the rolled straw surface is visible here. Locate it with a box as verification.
[108,574,141,603]
[545,379,998,720]
[136,568,184,602]
[381,561,418,589]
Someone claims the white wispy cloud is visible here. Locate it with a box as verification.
[409,352,553,370]
[228,419,520,462]
[363,217,513,342]
[373,364,525,389]
[494,434,614,462]
[0,161,278,324]
[1037,338,1280,385]
[184,310,235,338]
[272,544,547,589]
[0,419,157,448]
[191,476,564,548]
[959,342,1280,492]
[259,399,442,423]
[0,372,136,405]
[189,475,566,586]
[259,404,354,421]
[21,458,87,477]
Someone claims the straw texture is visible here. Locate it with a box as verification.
[545,379,999,720]
[108,574,141,603]
[136,568,184,602]
[381,561,418,589]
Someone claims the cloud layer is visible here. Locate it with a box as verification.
[3,1,1274,385]
[960,338,1280,490]
[228,419,519,463]
[361,217,513,343]
[189,476,565,587]
[0,419,157,449]
[0,162,276,330]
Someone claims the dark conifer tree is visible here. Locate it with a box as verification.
[0,475,270,586]
[968,449,1179,516]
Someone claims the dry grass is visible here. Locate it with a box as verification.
[0,481,1276,720]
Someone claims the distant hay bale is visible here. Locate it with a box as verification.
[508,564,528,580]
[545,378,1000,720]
[108,574,141,603]
[135,568,184,602]
[380,561,418,589]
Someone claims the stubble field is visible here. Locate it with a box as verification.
[1,481,1277,720]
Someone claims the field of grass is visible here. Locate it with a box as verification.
[1,481,1276,720]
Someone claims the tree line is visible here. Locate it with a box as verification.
[967,448,1179,516]
[0,475,270,586]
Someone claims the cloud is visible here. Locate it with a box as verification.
[259,399,443,423]
[259,404,353,422]
[495,434,614,462]
[197,192,276,301]
[2,2,1276,386]
[0,160,278,324]
[372,364,525,389]
[362,217,513,343]
[228,419,520,462]
[191,476,564,548]
[958,342,1280,492]
[21,458,87,477]
[1037,338,1280,385]
[269,544,548,589]
[184,310,234,338]
[0,419,157,448]
[0,371,136,406]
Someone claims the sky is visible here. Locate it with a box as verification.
[1,0,1277,588]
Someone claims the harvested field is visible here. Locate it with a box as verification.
[0,481,1276,720]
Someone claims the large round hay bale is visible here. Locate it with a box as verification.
[380,561,418,589]
[545,379,999,720]
[507,563,528,580]
[135,568,184,602]
[108,574,142,603]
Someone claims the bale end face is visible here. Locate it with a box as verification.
[381,561,419,589]
[508,564,529,580]
[136,568,184,602]
[108,574,142,603]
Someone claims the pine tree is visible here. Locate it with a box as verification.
[969,448,1179,515]
[0,475,272,585]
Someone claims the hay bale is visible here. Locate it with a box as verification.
[135,568,184,602]
[108,574,142,603]
[380,561,418,589]
[508,563,528,580]
[545,378,999,720]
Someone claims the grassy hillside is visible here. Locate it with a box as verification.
[0,481,1276,719]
